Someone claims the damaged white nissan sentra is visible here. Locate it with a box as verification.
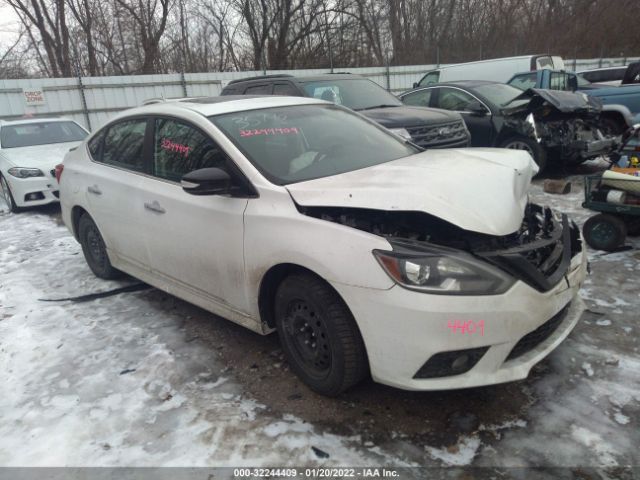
[59,96,587,396]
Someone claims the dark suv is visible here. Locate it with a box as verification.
[220,74,470,149]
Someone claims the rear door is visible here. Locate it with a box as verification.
[84,117,152,268]
[139,116,250,313]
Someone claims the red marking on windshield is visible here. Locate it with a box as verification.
[161,138,191,156]
[240,127,299,137]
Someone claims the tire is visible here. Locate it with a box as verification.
[582,214,627,251]
[274,273,368,396]
[78,213,122,279]
[0,174,20,213]
[499,136,547,173]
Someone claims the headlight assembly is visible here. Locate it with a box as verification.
[8,167,44,178]
[373,247,515,295]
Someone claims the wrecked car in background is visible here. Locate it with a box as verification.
[399,81,616,172]
[59,96,587,396]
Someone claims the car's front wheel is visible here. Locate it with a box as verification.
[78,213,122,279]
[499,136,547,173]
[274,272,368,396]
[0,174,19,213]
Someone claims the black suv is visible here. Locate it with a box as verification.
[220,74,470,149]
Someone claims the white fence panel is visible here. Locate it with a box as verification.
[1,57,637,132]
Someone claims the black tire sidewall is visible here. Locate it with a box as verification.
[582,214,627,251]
[500,136,547,173]
[0,174,18,213]
[274,274,363,396]
[78,214,117,278]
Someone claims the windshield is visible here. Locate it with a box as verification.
[0,121,87,148]
[474,83,528,107]
[210,104,418,185]
[300,79,401,110]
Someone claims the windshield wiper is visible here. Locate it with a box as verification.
[358,104,399,111]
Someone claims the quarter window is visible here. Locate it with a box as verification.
[153,119,230,182]
[273,83,299,96]
[244,84,273,94]
[101,119,147,171]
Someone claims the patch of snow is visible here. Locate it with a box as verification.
[424,436,481,466]
[581,362,594,377]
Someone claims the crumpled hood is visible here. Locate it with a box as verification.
[286,148,538,236]
[503,88,602,116]
[0,142,81,170]
[360,105,462,128]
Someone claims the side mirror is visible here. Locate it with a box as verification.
[181,168,231,195]
[466,100,488,116]
[413,82,418,88]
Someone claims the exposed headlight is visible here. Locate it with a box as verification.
[389,128,412,140]
[8,167,44,178]
[373,247,514,295]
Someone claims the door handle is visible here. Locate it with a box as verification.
[144,200,166,214]
[87,185,102,195]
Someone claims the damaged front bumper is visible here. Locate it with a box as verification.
[330,204,588,391]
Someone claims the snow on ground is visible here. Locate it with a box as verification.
[0,174,638,473]
[0,210,406,468]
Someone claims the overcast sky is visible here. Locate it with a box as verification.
[0,4,20,46]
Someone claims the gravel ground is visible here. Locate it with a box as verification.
[0,167,638,478]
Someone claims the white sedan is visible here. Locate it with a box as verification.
[58,96,587,396]
[0,118,88,212]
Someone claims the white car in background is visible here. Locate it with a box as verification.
[59,96,587,396]
[0,118,88,212]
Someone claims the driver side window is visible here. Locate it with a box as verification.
[153,119,230,182]
[402,89,433,107]
[434,88,475,111]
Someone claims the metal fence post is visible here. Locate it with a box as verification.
[76,73,92,131]
[180,71,188,97]
[385,55,391,92]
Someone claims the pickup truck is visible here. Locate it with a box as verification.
[507,69,640,134]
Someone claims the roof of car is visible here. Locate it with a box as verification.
[224,73,360,87]
[110,95,327,122]
[434,80,500,88]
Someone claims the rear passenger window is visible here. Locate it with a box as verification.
[244,84,273,94]
[101,119,147,171]
[153,119,230,182]
[273,83,298,96]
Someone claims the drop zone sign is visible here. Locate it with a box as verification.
[23,89,46,106]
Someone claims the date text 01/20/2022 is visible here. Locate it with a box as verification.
[233,468,400,477]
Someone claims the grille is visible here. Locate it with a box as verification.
[479,205,582,292]
[406,121,468,148]
[506,304,570,361]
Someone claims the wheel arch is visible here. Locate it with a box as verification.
[71,205,89,240]
[258,263,350,330]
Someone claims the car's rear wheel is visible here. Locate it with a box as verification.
[78,213,122,279]
[499,136,547,173]
[0,174,19,213]
[582,213,627,251]
[274,272,368,396]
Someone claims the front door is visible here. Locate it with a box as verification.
[433,87,495,147]
[139,117,249,313]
